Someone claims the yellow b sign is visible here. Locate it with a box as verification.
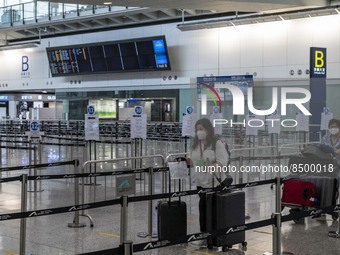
[310,47,326,78]
[315,50,324,68]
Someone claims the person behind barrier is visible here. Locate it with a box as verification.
[321,118,340,156]
[186,118,229,246]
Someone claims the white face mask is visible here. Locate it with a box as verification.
[330,128,339,135]
[196,130,207,140]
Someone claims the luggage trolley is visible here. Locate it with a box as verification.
[282,155,339,223]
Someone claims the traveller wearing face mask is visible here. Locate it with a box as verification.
[321,118,340,156]
[186,118,229,245]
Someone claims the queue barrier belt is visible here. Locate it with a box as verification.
[1,167,337,254]
[39,142,86,147]
[0,178,276,222]
[80,203,340,255]
[0,145,33,150]
[0,159,79,173]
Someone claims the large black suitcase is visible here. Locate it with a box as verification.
[157,159,187,240]
[206,190,247,252]
[157,200,187,240]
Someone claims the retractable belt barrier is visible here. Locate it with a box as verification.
[0,145,33,150]
[1,168,338,255]
[0,176,21,183]
[0,140,30,144]
[0,178,276,222]
[80,202,340,255]
[27,167,168,181]
[0,159,79,172]
[0,163,164,183]
[41,135,85,142]
[41,136,132,145]
[40,142,86,147]
[0,134,28,138]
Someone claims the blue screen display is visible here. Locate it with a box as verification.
[153,39,169,67]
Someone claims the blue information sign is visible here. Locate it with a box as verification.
[186,106,194,115]
[87,105,95,115]
[134,106,143,115]
[30,121,39,131]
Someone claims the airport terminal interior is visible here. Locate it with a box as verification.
[0,0,340,255]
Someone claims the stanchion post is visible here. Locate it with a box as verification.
[33,145,38,192]
[120,195,129,244]
[80,158,95,227]
[119,241,133,255]
[27,141,34,192]
[38,142,42,164]
[239,156,244,185]
[0,135,2,166]
[148,167,154,236]
[273,176,282,255]
[89,141,92,184]
[328,174,340,238]
[94,140,97,186]
[19,174,28,255]
[68,160,86,228]
[110,131,113,159]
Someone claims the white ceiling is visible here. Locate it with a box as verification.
[48,0,327,12]
[0,0,329,41]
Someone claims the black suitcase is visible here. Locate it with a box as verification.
[157,200,187,240]
[206,190,247,252]
[157,159,187,240]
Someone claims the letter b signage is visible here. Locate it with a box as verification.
[310,47,326,78]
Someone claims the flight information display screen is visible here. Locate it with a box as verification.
[46,36,171,77]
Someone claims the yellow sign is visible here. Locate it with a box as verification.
[315,50,324,68]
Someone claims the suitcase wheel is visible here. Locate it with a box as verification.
[241,241,248,251]
[332,212,339,221]
[289,208,304,224]
[222,246,230,252]
[293,217,303,224]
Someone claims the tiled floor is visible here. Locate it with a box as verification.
[0,141,339,255]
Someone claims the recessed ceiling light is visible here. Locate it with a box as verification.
[103,2,112,4]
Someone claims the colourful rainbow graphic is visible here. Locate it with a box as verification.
[201,83,223,107]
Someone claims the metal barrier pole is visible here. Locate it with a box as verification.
[33,144,43,192]
[94,140,98,186]
[274,176,282,255]
[148,167,154,236]
[239,156,243,185]
[0,135,2,166]
[329,175,340,238]
[120,195,129,244]
[119,241,133,255]
[89,141,92,184]
[126,140,129,158]
[19,174,28,255]
[38,142,42,164]
[28,144,43,193]
[28,141,32,190]
[68,161,86,228]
